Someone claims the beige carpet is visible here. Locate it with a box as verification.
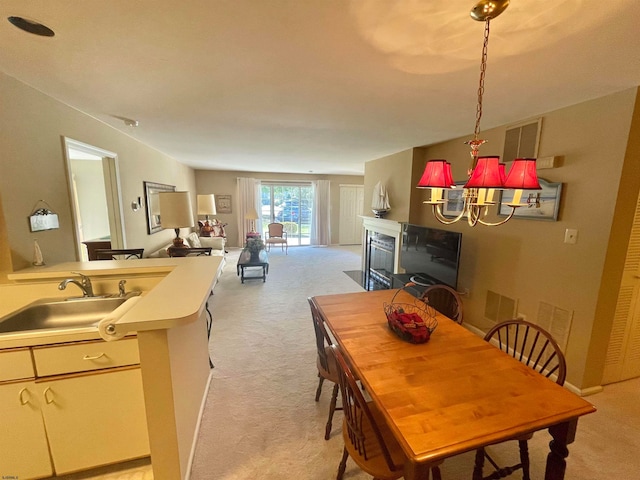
[53,245,640,479]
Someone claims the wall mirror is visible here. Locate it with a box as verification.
[144,181,176,234]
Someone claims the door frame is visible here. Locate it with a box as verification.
[61,137,126,260]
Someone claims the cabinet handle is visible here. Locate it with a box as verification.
[19,387,31,405]
[43,386,54,404]
[83,352,106,360]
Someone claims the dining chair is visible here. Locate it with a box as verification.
[265,222,288,254]
[420,284,463,324]
[308,297,341,440]
[331,345,442,480]
[473,319,567,480]
[94,248,144,260]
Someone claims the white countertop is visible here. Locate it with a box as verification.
[1,256,224,349]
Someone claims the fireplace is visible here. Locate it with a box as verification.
[361,217,402,291]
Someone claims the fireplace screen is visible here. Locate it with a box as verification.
[366,231,395,290]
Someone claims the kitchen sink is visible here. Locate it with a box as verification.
[0,293,141,334]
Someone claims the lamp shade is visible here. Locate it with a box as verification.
[464,156,504,189]
[197,194,217,215]
[417,160,454,188]
[245,207,259,220]
[503,158,541,189]
[159,191,194,228]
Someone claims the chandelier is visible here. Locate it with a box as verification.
[417,0,540,227]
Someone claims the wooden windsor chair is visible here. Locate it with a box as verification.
[473,319,567,480]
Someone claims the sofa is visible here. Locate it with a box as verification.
[148,232,225,258]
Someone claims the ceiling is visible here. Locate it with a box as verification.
[1,1,639,176]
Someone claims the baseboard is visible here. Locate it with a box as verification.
[463,323,603,397]
[185,369,214,480]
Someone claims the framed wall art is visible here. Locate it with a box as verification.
[499,178,562,221]
[215,194,232,214]
[442,183,466,218]
[144,181,176,234]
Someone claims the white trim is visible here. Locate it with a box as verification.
[185,370,214,480]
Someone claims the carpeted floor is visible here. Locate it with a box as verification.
[54,245,640,479]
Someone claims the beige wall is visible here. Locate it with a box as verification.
[363,149,414,223]
[0,72,196,272]
[195,170,363,247]
[406,88,638,390]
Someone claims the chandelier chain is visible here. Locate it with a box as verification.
[473,19,491,141]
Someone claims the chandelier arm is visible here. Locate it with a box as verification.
[476,207,517,226]
[432,204,465,225]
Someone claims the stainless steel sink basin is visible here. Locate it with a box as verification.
[0,293,140,334]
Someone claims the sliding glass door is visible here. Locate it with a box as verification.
[260,183,313,246]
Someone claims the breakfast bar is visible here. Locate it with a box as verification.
[1,256,224,479]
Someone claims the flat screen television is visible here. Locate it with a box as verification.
[400,224,462,289]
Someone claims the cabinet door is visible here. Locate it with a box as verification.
[0,381,53,479]
[40,368,150,475]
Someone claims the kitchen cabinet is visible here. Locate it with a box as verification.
[40,367,149,474]
[0,338,149,478]
[0,380,53,479]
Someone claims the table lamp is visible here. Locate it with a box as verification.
[159,191,194,247]
[197,194,217,236]
[245,207,259,233]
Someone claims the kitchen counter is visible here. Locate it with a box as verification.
[2,255,225,479]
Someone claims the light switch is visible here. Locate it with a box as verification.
[564,229,578,244]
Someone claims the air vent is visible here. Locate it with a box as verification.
[484,290,517,325]
[503,119,542,161]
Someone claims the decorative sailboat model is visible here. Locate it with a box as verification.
[371,181,391,218]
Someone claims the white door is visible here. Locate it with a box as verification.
[339,185,364,245]
[603,191,640,383]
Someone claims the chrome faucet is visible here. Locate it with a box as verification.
[58,272,95,297]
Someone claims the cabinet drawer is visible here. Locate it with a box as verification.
[0,348,34,382]
[32,338,139,377]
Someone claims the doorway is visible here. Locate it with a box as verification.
[62,138,125,261]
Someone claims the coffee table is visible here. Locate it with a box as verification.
[236,249,269,283]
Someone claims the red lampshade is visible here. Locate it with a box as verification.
[463,156,504,189]
[417,160,454,188]
[503,158,541,189]
[498,163,507,183]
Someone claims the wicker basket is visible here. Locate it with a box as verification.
[384,284,438,344]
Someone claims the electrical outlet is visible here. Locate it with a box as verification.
[517,313,527,321]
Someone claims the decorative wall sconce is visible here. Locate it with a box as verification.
[131,196,144,212]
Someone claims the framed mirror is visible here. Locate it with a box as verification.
[144,181,176,234]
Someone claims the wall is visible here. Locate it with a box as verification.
[0,72,196,272]
[363,149,414,223]
[195,170,363,247]
[410,88,639,390]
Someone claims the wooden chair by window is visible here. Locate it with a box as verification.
[332,344,442,480]
[265,222,288,254]
[94,248,144,260]
[167,247,212,257]
[420,284,463,324]
[473,319,567,480]
[308,297,341,440]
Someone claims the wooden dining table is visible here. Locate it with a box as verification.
[312,289,596,480]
